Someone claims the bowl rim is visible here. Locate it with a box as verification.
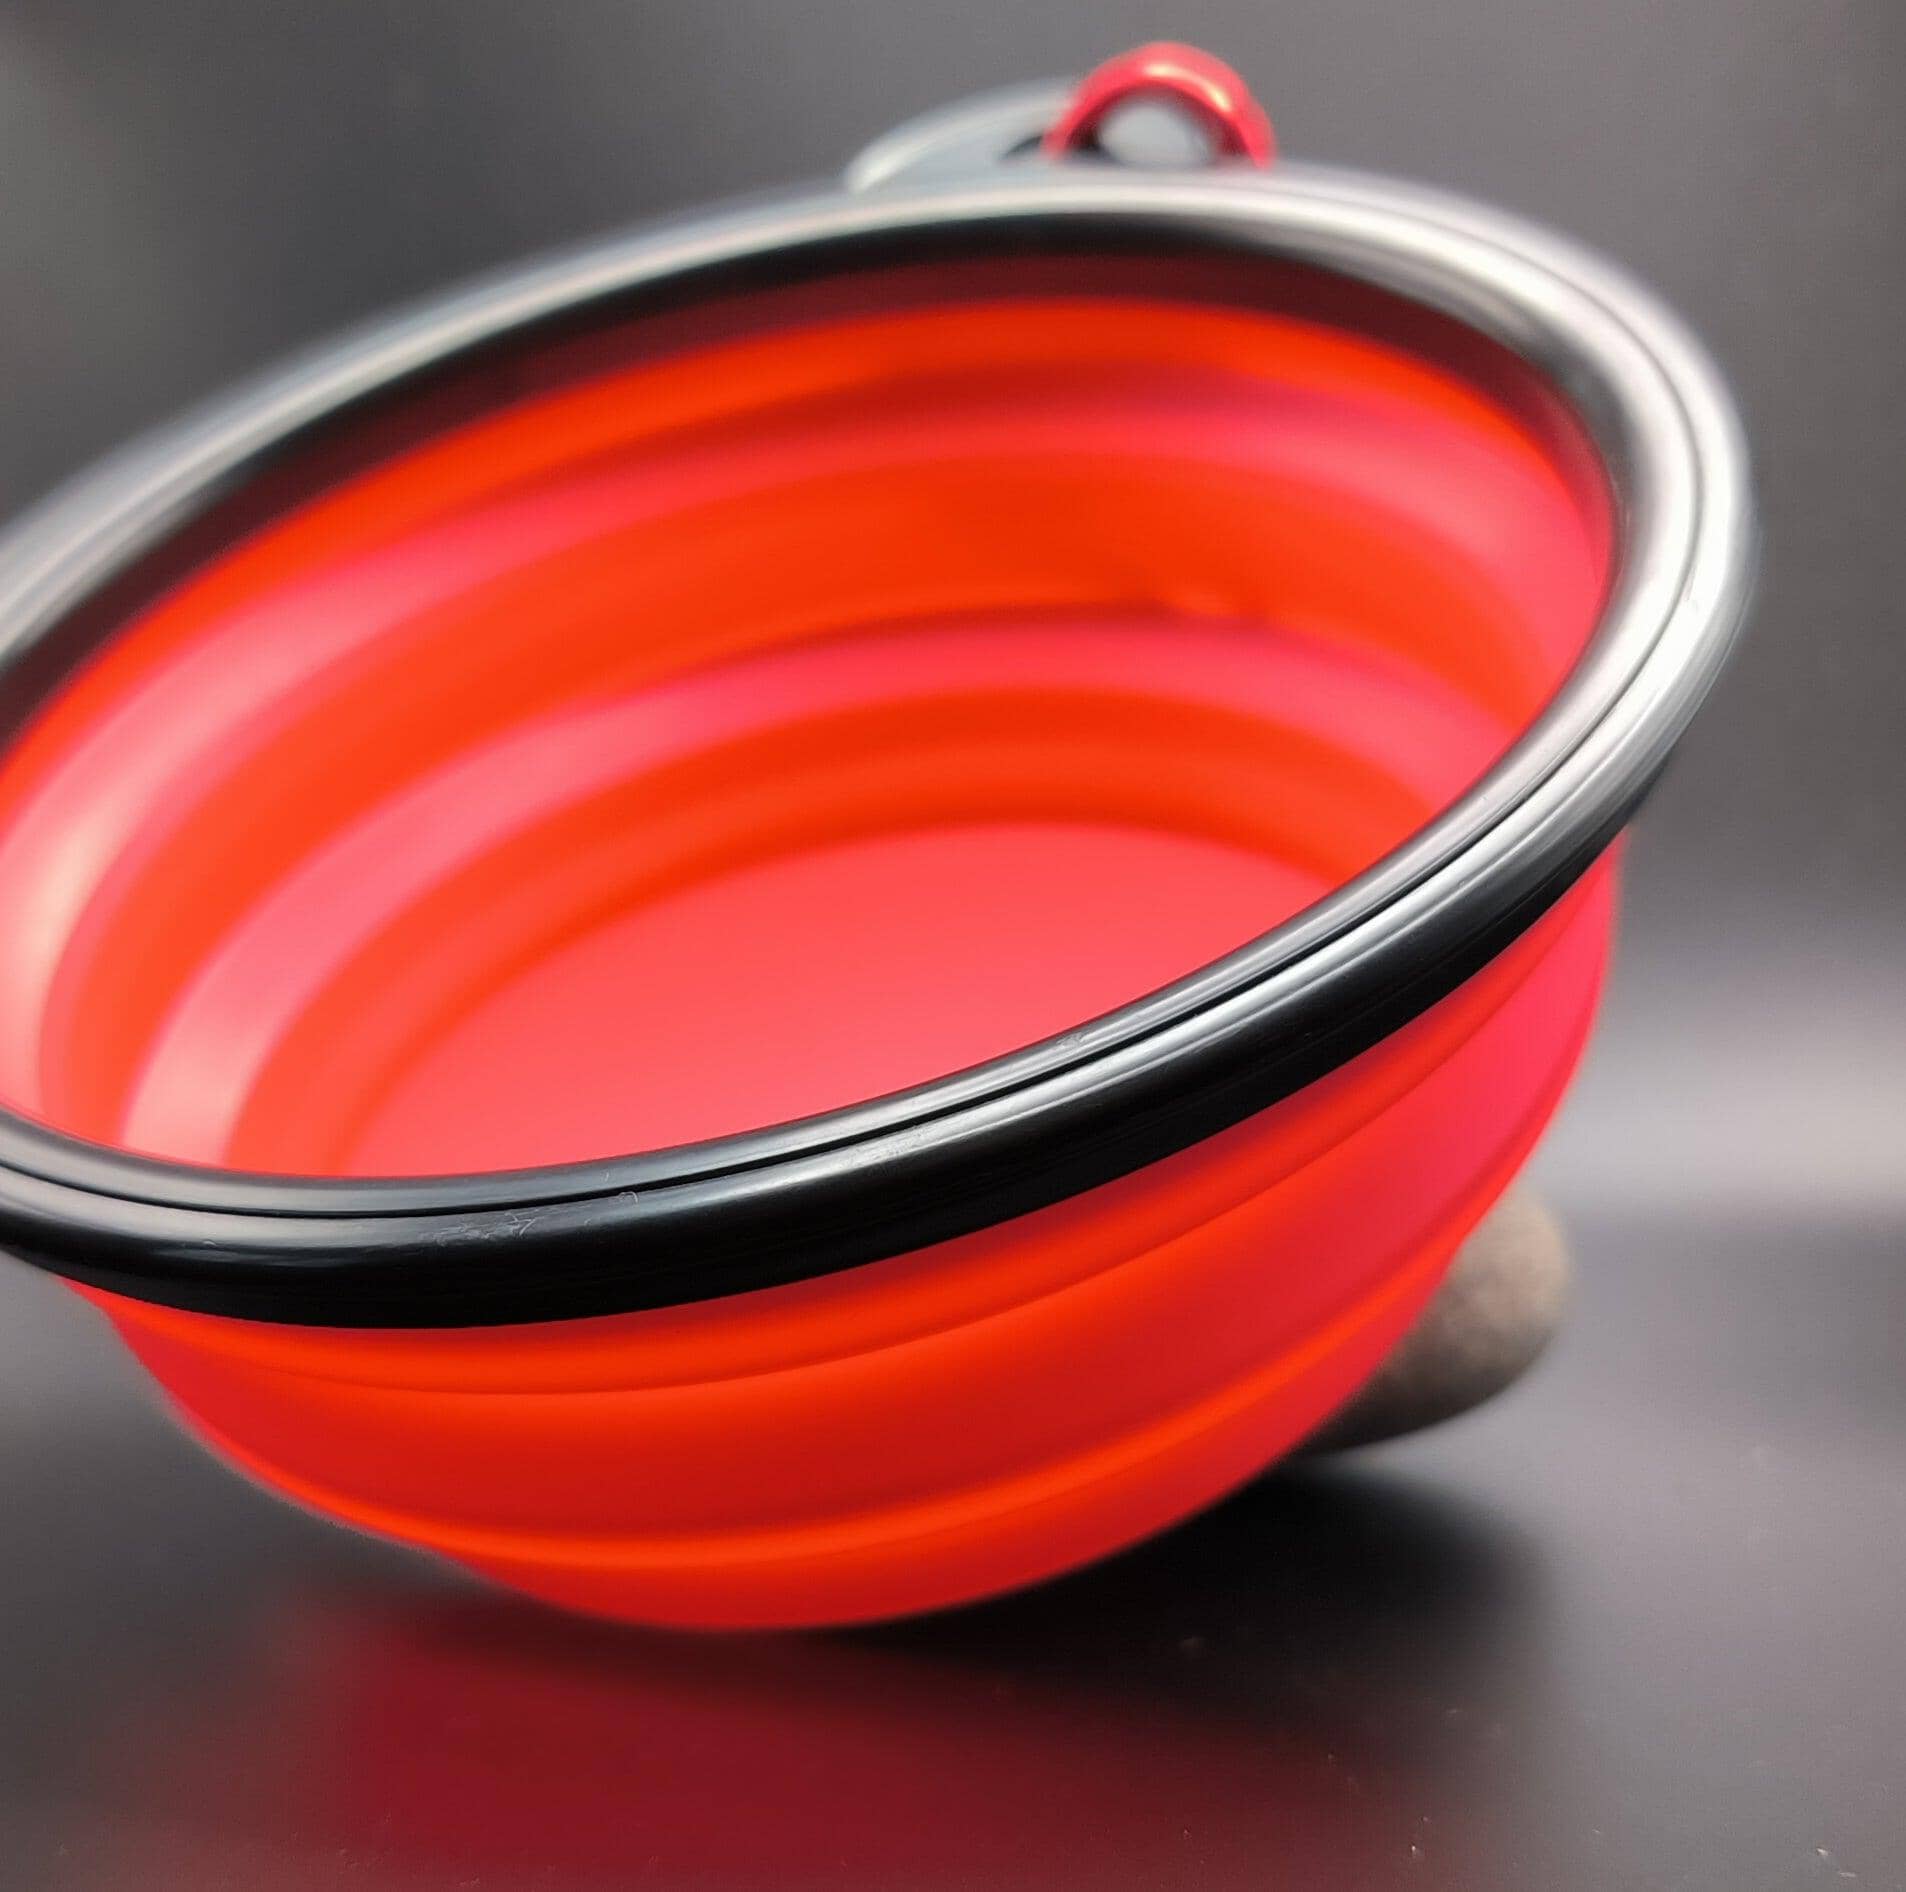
[0,150,1754,1325]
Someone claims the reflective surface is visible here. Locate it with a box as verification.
[2,0,1903,1885]
[4,1197,1903,1889]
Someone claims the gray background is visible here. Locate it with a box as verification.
[1,3,1901,1886]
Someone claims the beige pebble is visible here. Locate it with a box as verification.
[1298,1192,1569,1453]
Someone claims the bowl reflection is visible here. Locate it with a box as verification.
[69,1463,1550,1889]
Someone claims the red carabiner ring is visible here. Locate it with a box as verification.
[1042,42,1276,168]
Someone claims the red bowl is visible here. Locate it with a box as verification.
[0,50,1751,1626]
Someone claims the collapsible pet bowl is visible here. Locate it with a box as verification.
[0,47,1750,1627]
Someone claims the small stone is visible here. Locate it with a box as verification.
[1298,1192,1569,1453]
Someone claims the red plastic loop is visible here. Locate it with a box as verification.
[1042,42,1276,168]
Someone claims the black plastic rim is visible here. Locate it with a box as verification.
[0,157,1753,1326]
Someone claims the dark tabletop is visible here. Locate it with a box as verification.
[2,3,1903,1887]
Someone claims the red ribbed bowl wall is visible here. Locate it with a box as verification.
[0,293,1614,1625]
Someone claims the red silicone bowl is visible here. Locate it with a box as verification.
[0,48,1751,1627]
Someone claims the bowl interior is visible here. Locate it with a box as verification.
[0,261,1611,1176]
